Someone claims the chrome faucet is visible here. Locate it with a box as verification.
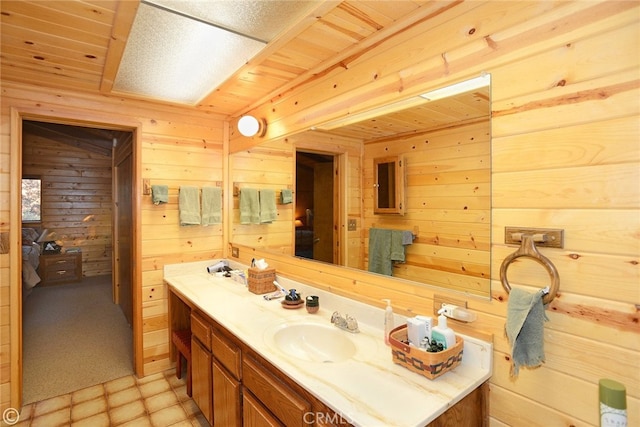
[331,311,359,333]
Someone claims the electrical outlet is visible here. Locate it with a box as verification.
[231,246,239,258]
[348,219,357,231]
[433,294,467,317]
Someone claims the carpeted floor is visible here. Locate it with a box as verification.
[22,275,134,404]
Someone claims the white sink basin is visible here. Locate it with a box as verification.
[267,322,357,363]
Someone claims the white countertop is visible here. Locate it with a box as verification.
[164,260,492,427]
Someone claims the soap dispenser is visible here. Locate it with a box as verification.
[382,299,394,345]
[432,308,456,349]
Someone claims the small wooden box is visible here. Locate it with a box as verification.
[389,324,464,379]
[247,267,276,294]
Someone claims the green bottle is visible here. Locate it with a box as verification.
[599,379,627,427]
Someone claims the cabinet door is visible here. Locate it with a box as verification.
[213,360,241,427]
[192,336,212,425]
[243,389,283,427]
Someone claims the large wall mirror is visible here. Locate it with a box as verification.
[230,74,491,298]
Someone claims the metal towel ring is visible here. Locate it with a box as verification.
[500,234,560,305]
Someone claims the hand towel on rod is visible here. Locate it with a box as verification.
[259,189,277,223]
[368,228,392,276]
[239,188,260,224]
[201,187,222,225]
[179,186,201,226]
[151,185,169,205]
[280,188,293,204]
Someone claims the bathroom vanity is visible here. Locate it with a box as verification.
[164,260,492,427]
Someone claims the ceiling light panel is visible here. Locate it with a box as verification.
[149,0,317,42]
[113,1,319,105]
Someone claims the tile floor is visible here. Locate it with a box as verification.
[12,370,207,427]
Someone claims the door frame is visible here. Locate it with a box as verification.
[294,149,346,266]
[9,107,143,408]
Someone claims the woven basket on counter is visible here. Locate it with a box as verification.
[388,324,464,380]
[247,267,276,294]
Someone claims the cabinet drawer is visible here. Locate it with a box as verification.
[43,257,76,271]
[242,356,310,427]
[45,268,78,281]
[191,311,211,351]
[212,326,241,380]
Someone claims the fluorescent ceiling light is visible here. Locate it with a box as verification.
[113,0,317,105]
[420,74,490,101]
[316,74,491,131]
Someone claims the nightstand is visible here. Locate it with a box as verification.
[39,252,82,286]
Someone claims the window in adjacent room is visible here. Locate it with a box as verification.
[22,176,42,222]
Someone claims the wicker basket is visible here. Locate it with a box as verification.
[247,267,276,294]
[389,324,464,380]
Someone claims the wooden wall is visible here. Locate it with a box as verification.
[22,134,113,277]
[230,131,363,266]
[363,120,491,296]
[1,2,637,426]
[231,2,639,426]
[0,82,225,409]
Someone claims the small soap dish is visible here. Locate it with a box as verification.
[281,300,304,310]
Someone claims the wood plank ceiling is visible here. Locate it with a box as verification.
[1,0,487,140]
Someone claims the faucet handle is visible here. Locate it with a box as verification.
[345,315,359,332]
[331,311,341,324]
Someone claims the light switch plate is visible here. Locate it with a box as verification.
[348,219,357,231]
[231,246,239,258]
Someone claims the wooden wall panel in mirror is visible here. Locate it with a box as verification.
[230,77,491,298]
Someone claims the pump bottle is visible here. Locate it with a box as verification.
[382,299,394,345]
[431,308,456,349]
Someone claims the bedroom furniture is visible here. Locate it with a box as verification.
[39,252,82,286]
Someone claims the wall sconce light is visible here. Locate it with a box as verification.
[237,115,266,137]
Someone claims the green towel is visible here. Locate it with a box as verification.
[390,230,406,262]
[179,186,201,226]
[201,187,222,225]
[280,188,293,204]
[151,185,168,205]
[240,188,260,224]
[368,228,392,275]
[505,288,549,377]
[260,189,277,223]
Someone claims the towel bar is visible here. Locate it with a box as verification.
[500,234,560,305]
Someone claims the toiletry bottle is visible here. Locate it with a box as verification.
[599,379,627,427]
[431,308,456,349]
[382,299,394,345]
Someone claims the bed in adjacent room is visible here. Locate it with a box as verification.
[22,228,42,298]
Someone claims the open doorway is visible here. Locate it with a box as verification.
[295,151,337,264]
[17,119,137,404]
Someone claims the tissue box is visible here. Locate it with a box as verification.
[247,267,276,294]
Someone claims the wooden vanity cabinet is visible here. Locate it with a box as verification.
[242,355,311,427]
[211,325,242,427]
[191,312,213,425]
[169,286,486,427]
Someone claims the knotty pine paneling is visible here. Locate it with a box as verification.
[22,134,113,277]
[1,81,225,411]
[1,2,638,426]
[362,120,491,296]
[231,2,639,426]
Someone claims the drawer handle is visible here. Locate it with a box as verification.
[55,260,67,264]
[56,270,68,275]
